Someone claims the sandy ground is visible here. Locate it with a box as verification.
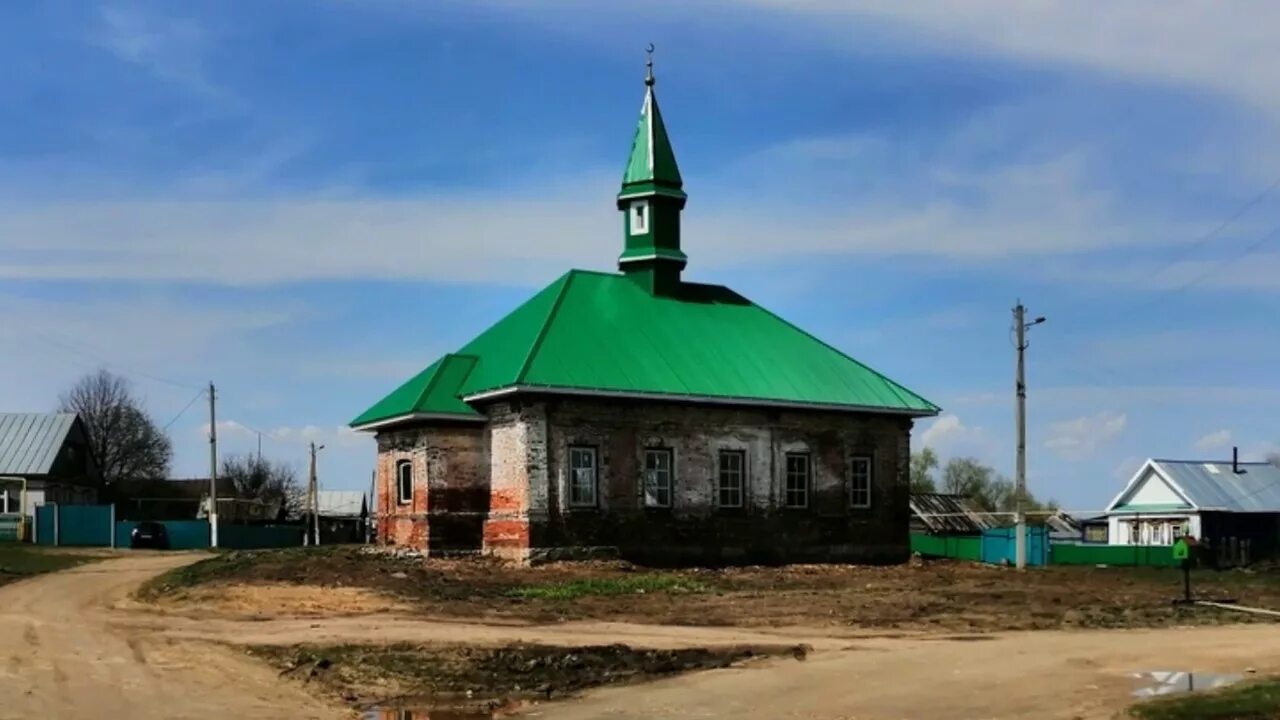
[3,552,1280,719]
[0,552,346,720]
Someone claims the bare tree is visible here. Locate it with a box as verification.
[58,370,172,486]
[219,454,304,518]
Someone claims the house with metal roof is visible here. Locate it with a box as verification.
[351,54,938,564]
[0,413,101,519]
[1104,451,1280,564]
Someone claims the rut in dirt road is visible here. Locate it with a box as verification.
[0,553,343,720]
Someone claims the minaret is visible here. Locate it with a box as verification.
[617,44,687,295]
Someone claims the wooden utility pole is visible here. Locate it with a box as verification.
[208,382,219,548]
[308,442,323,546]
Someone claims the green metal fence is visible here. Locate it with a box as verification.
[1049,543,1181,567]
[0,515,22,542]
[910,533,983,561]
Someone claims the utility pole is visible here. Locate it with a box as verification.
[208,382,219,548]
[1013,302,1045,570]
[308,442,324,546]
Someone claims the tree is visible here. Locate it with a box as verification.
[941,457,994,500]
[910,448,939,493]
[219,454,304,518]
[59,369,172,486]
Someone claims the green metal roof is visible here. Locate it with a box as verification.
[620,84,682,194]
[351,271,939,428]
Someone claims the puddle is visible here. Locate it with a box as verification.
[1131,671,1244,698]
[362,709,496,720]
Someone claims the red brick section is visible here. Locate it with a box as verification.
[373,424,486,551]
[483,412,534,560]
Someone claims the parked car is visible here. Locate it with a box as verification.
[130,521,170,550]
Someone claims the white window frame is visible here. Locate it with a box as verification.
[396,459,413,505]
[630,200,650,235]
[0,489,17,515]
[643,448,674,508]
[569,446,598,508]
[784,452,810,509]
[717,449,745,508]
[850,455,873,509]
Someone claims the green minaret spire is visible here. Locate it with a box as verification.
[617,44,687,295]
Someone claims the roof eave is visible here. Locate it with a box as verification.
[350,411,486,432]
[462,384,940,418]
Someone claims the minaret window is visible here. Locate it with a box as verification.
[630,200,649,234]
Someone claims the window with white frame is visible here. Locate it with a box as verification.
[718,450,745,508]
[850,456,873,508]
[1,489,18,514]
[630,200,649,235]
[784,452,810,508]
[569,446,598,507]
[644,448,673,507]
[396,460,413,505]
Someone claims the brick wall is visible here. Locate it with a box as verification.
[485,395,914,565]
[374,423,487,551]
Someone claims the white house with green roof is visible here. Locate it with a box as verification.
[352,55,938,564]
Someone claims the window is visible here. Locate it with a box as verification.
[1,489,17,514]
[644,448,673,507]
[630,200,649,234]
[850,456,872,508]
[569,447,598,507]
[718,450,745,508]
[784,453,810,508]
[396,460,413,505]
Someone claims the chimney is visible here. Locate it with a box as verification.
[1233,446,1240,474]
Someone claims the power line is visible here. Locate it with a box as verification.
[1144,175,1280,282]
[161,389,206,431]
[21,327,204,392]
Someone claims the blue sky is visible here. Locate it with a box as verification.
[3,0,1280,511]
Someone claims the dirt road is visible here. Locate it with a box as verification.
[3,553,1280,719]
[0,553,345,720]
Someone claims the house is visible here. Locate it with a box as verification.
[1104,451,1280,564]
[315,490,368,544]
[909,493,997,535]
[0,413,101,517]
[350,60,939,565]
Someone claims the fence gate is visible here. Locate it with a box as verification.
[981,527,1049,566]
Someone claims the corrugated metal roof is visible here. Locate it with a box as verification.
[909,493,998,534]
[0,413,77,476]
[1154,460,1280,512]
[352,271,939,427]
[316,490,366,518]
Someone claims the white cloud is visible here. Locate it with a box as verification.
[919,414,998,460]
[0,152,1197,285]
[1111,455,1145,483]
[1044,410,1127,459]
[746,1,1280,116]
[1194,429,1233,453]
[92,5,233,106]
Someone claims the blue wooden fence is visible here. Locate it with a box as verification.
[34,504,303,550]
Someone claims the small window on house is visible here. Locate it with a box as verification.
[569,446,598,507]
[644,448,673,507]
[784,453,810,508]
[850,456,873,508]
[718,450,745,508]
[1,489,16,514]
[396,460,413,505]
[630,200,649,234]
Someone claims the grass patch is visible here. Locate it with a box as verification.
[0,544,100,586]
[1130,679,1280,720]
[506,574,709,600]
[135,546,338,599]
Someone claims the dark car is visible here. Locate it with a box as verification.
[130,521,170,550]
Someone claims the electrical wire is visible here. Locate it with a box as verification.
[160,389,206,431]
